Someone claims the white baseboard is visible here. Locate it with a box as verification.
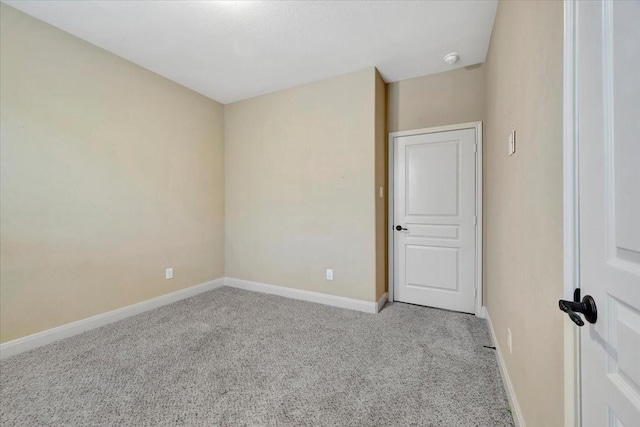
[484,306,526,427]
[478,305,488,319]
[0,278,225,360]
[225,277,382,314]
[376,292,388,312]
[2,278,383,359]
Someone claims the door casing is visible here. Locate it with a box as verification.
[563,1,580,426]
[387,121,483,317]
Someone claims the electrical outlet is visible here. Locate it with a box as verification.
[165,268,173,280]
[507,328,513,354]
[508,130,516,156]
[326,269,333,281]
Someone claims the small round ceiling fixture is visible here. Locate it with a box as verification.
[443,52,459,65]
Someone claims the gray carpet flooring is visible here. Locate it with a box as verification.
[1,286,514,426]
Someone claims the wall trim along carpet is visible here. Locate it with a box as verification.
[1,278,388,359]
[224,277,388,314]
[485,306,526,427]
[0,278,226,360]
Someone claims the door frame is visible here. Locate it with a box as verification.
[387,121,483,317]
[563,1,581,426]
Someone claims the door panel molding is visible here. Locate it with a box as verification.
[387,121,482,317]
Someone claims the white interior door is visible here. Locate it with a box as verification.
[575,1,640,426]
[393,128,477,314]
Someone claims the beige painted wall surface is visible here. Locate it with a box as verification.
[0,5,225,343]
[225,68,379,302]
[374,70,387,299]
[484,1,564,426]
[387,65,485,133]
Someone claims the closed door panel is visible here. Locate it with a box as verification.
[394,128,477,313]
[576,2,640,426]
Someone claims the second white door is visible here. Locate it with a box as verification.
[393,127,477,313]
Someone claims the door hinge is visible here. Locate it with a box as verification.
[474,143,478,153]
[475,288,478,298]
[474,216,478,226]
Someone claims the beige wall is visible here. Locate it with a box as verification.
[484,1,564,426]
[225,68,381,302]
[0,5,225,343]
[387,65,485,133]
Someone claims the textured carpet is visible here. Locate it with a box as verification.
[1,286,514,426]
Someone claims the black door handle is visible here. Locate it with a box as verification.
[558,289,597,326]
[395,225,408,231]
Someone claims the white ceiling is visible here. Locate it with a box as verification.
[3,0,497,104]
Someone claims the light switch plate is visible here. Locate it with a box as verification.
[326,269,333,280]
[166,268,173,280]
